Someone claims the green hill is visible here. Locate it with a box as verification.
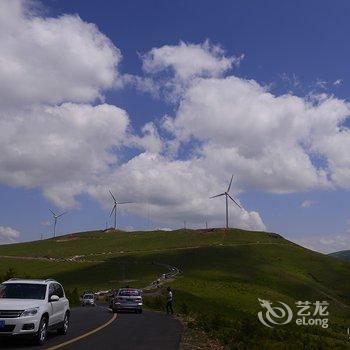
[1,228,350,349]
[329,250,350,262]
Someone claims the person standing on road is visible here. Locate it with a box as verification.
[166,287,174,315]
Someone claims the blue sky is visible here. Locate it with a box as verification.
[1,0,350,253]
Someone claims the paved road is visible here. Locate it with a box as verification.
[0,306,183,350]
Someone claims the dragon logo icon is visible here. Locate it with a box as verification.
[257,298,293,328]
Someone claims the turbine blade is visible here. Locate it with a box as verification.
[227,174,234,193]
[227,194,242,209]
[209,193,225,199]
[109,205,116,217]
[118,201,132,205]
[57,211,67,218]
[109,190,117,203]
[49,209,56,216]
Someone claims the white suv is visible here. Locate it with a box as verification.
[0,278,70,345]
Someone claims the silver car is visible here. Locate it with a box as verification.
[111,289,142,314]
[81,294,95,307]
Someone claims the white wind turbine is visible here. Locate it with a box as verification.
[49,209,66,238]
[210,175,242,229]
[109,190,132,230]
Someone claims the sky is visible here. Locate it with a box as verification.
[1,0,350,253]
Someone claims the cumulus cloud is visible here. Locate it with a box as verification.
[0,0,131,208]
[140,40,243,102]
[142,40,236,80]
[0,103,130,207]
[89,153,266,231]
[163,76,350,193]
[0,226,20,244]
[130,123,164,154]
[0,0,122,108]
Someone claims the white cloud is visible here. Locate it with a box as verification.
[0,0,122,108]
[89,153,266,231]
[142,40,235,80]
[0,226,20,244]
[333,79,343,86]
[314,79,328,90]
[122,74,160,98]
[129,122,164,154]
[300,200,317,208]
[294,233,350,254]
[140,40,244,102]
[0,1,134,209]
[0,103,130,207]
[162,76,350,193]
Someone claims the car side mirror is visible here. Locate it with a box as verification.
[50,295,59,302]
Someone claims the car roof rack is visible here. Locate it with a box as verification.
[7,278,57,282]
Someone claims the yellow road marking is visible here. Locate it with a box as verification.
[46,313,117,350]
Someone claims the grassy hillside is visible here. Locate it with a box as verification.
[329,250,350,262]
[0,228,284,258]
[1,228,350,349]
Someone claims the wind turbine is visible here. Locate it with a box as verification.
[210,175,242,229]
[49,209,66,238]
[109,190,132,230]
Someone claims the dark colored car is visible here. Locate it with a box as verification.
[111,289,142,314]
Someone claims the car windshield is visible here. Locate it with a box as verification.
[84,294,94,299]
[119,290,140,296]
[0,283,47,300]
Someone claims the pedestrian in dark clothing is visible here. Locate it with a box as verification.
[166,287,174,315]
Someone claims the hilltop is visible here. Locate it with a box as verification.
[0,227,284,258]
[1,228,350,349]
[329,250,350,262]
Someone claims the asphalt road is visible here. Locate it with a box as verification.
[0,306,183,350]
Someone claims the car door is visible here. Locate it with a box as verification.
[48,283,61,325]
[54,283,67,322]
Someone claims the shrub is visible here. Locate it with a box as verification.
[65,288,80,307]
[179,301,189,315]
[143,295,165,311]
[2,267,16,281]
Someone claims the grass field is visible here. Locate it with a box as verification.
[0,228,286,258]
[1,228,350,349]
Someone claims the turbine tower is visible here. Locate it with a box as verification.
[109,190,132,230]
[49,209,66,238]
[210,175,242,229]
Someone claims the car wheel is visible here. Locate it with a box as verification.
[57,312,69,335]
[34,316,48,345]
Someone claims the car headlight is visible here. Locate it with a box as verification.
[21,307,39,317]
